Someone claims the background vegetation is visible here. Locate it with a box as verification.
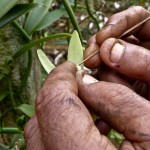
[0,0,150,149]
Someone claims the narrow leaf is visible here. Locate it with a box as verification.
[16,104,35,118]
[24,0,53,35]
[0,4,40,28]
[67,30,83,64]
[36,8,68,31]
[0,144,9,150]
[10,134,23,147]
[0,0,19,19]
[0,92,8,102]
[37,49,55,74]
[13,33,71,58]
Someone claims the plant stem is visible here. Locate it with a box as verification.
[0,127,22,134]
[85,0,100,31]
[79,15,90,25]
[8,77,15,108]
[13,24,71,97]
[13,21,32,97]
[18,50,32,94]
[61,0,83,43]
[13,33,72,59]
[73,0,77,11]
[0,108,13,120]
[66,18,71,45]
[13,21,31,42]
[76,4,95,12]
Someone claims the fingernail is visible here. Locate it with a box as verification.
[82,74,98,84]
[110,43,125,63]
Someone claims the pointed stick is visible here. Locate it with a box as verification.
[79,16,150,66]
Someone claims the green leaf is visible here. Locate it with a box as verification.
[36,8,68,31]
[37,49,55,74]
[0,91,8,102]
[0,0,19,19]
[0,4,41,28]
[67,30,83,64]
[16,104,35,118]
[0,144,9,150]
[10,134,23,148]
[13,33,71,59]
[24,0,53,35]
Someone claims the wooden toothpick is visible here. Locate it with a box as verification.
[78,16,150,66]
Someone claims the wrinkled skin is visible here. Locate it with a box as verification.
[25,62,115,150]
[25,6,150,149]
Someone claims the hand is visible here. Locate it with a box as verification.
[83,6,150,149]
[24,60,150,149]
[24,62,116,150]
[24,6,150,150]
[85,6,150,69]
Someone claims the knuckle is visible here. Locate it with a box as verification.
[110,84,135,103]
[131,6,145,12]
[36,77,70,108]
[107,13,124,24]
[108,14,118,21]
[36,85,72,113]
[87,35,96,45]
[129,6,150,16]
[36,87,57,109]
[111,85,126,99]
[36,74,76,110]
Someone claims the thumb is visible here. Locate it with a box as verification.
[77,71,150,142]
[36,62,116,150]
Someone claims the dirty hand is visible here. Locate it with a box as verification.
[24,6,150,150]
[24,62,116,150]
[84,6,150,149]
[25,59,150,150]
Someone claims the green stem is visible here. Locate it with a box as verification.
[79,15,89,25]
[13,23,71,98]
[14,33,71,96]
[13,25,71,98]
[76,4,104,16]
[76,4,95,12]
[66,18,70,33]
[0,127,22,134]
[13,33,72,59]
[0,108,13,120]
[73,0,77,11]
[8,77,15,108]
[18,50,32,94]
[13,21,31,42]
[66,18,71,44]
[85,0,100,31]
[61,0,83,43]
[13,21,32,97]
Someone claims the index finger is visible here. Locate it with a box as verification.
[96,6,150,45]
